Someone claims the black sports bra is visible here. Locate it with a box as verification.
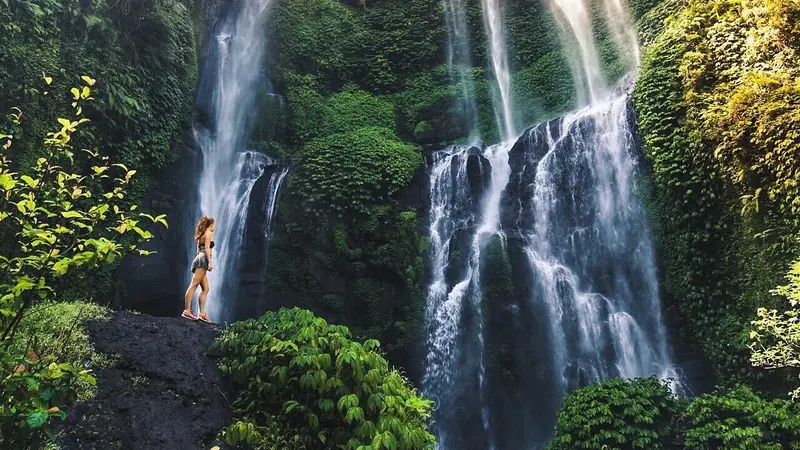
[198,240,215,250]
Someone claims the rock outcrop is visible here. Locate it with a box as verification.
[62,312,231,450]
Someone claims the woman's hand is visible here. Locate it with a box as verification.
[208,263,214,272]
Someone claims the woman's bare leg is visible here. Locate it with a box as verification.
[184,269,205,312]
[198,273,210,315]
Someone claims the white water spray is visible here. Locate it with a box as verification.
[481,0,516,140]
[192,0,282,322]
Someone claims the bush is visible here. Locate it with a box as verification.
[284,78,396,145]
[547,378,682,450]
[10,301,111,400]
[0,78,163,449]
[211,307,436,449]
[274,0,367,90]
[293,127,421,218]
[634,0,800,390]
[549,379,800,450]
[750,258,800,400]
[684,386,800,449]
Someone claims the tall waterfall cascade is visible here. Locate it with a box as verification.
[423,1,519,448]
[423,0,686,448]
[191,0,286,323]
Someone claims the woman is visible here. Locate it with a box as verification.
[182,216,215,323]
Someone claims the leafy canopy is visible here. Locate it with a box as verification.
[547,377,681,450]
[211,307,436,450]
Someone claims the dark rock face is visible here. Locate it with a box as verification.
[61,312,231,450]
[114,133,202,317]
[235,164,285,319]
[500,118,561,233]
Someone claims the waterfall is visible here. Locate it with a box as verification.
[549,0,608,104]
[423,0,686,447]
[191,0,284,323]
[445,0,479,139]
[481,0,515,140]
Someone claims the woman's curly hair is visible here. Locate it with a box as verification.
[194,216,215,242]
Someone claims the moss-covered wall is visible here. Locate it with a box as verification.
[634,0,800,392]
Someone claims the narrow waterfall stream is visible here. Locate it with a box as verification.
[444,0,479,139]
[423,0,686,448]
[191,0,285,323]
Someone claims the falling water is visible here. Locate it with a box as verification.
[481,0,515,140]
[515,89,686,398]
[423,142,514,450]
[423,2,521,448]
[424,0,685,447]
[445,0,479,138]
[549,0,608,104]
[602,0,641,70]
[191,0,283,323]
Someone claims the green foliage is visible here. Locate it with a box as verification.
[634,0,800,390]
[393,67,461,143]
[0,351,96,449]
[224,418,309,449]
[0,79,165,337]
[0,0,199,172]
[512,52,576,124]
[212,307,436,450]
[293,127,420,217]
[356,0,444,93]
[274,0,367,91]
[10,301,111,401]
[683,386,800,449]
[550,379,800,450]
[284,76,395,146]
[750,258,800,400]
[266,202,427,360]
[547,378,681,450]
[0,0,200,304]
[0,79,164,448]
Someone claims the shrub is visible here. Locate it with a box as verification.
[0,77,164,448]
[274,0,367,90]
[549,379,800,450]
[547,377,682,450]
[634,0,800,390]
[211,307,436,449]
[10,301,111,401]
[750,258,800,400]
[683,386,800,449]
[293,127,421,218]
[285,78,396,145]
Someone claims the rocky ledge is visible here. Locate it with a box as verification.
[61,311,232,450]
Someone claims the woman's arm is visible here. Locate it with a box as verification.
[205,230,213,270]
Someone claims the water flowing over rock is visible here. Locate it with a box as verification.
[481,0,516,140]
[423,94,687,449]
[191,0,286,322]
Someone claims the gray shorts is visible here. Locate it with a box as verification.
[191,251,209,273]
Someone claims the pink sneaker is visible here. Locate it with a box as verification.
[198,313,211,323]
[181,310,198,320]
